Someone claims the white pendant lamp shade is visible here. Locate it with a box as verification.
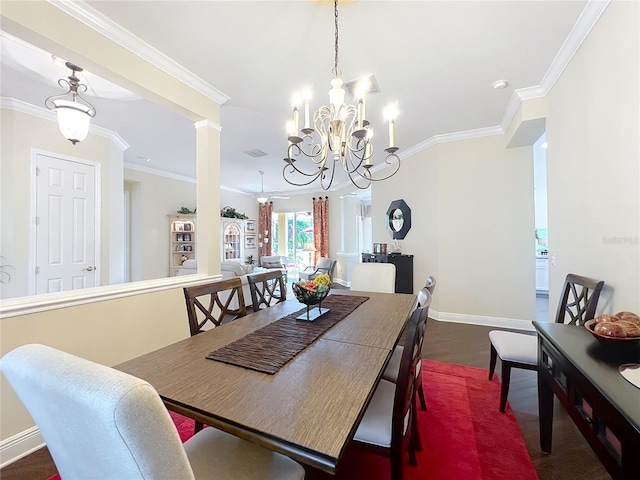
[257,194,269,204]
[45,62,96,145]
[53,100,92,144]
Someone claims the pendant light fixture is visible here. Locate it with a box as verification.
[256,171,269,204]
[45,62,96,144]
[283,0,401,190]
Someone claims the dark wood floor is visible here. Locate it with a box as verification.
[0,319,610,480]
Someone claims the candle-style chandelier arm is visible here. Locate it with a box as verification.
[282,0,401,190]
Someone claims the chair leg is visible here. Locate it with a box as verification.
[417,382,427,411]
[391,444,405,480]
[194,421,204,434]
[499,363,511,413]
[489,344,497,380]
[411,395,422,453]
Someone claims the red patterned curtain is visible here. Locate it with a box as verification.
[312,197,329,263]
[258,202,273,258]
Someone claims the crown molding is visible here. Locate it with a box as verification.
[498,0,611,134]
[401,125,504,160]
[194,119,223,132]
[47,0,230,106]
[1,97,129,150]
[538,0,611,96]
[124,162,196,184]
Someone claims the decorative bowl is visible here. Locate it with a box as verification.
[584,319,640,344]
[292,282,330,306]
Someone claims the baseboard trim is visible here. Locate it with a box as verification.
[429,309,535,331]
[0,426,44,468]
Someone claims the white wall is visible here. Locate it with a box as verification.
[533,133,548,230]
[546,0,639,314]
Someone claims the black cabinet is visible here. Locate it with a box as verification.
[361,253,414,294]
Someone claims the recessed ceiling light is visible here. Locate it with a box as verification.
[541,142,548,149]
[492,79,508,89]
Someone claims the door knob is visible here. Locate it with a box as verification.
[84,266,95,271]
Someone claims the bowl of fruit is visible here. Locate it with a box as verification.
[292,273,332,306]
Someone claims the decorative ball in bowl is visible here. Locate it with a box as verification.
[292,274,332,306]
[585,311,640,344]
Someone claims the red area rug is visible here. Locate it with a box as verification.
[48,360,537,480]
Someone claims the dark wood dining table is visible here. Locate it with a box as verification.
[116,290,416,474]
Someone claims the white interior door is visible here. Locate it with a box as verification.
[35,153,98,294]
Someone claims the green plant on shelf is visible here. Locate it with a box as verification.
[220,206,248,219]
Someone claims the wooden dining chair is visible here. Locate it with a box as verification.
[1,344,306,480]
[352,303,429,480]
[183,278,247,337]
[488,273,604,412]
[183,278,247,433]
[247,270,287,311]
[381,287,432,453]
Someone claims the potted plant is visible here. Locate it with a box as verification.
[245,255,256,273]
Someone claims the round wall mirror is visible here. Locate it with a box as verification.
[391,208,404,232]
[386,199,411,239]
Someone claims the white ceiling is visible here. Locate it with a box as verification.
[1,0,594,197]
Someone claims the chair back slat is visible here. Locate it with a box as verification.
[183,278,247,336]
[555,274,604,325]
[248,270,286,311]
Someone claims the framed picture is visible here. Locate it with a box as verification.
[245,220,256,233]
[184,233,192,241]
[245,235,256,249]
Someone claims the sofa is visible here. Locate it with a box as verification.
[259,255,289,281]
[219,261,253,309]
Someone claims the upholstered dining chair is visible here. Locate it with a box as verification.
[247,270,287,311]
[488,273,604,412]
[183,277,247,336]
[299,257,337,282]
[352,302,429,480]
[0,344,305,480]
[351,263,396,293]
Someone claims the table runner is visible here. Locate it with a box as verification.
[206,294,369,374]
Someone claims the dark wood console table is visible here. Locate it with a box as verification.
[361,253,413,294]
[533,321,640,479]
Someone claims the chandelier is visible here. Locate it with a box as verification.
[283,0,400,190]
[45,62,96,144]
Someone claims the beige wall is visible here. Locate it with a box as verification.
[0,108,124,299]
[124,168,196,281]
[372,136,535,320]
[546,0,640,314]
[0,287,190,440]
